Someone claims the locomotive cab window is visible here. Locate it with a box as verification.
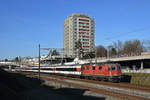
[92,66,95,70]
[108,66,111,70]
[87,66,89,70]
[99,66,102,70]
[117,66,121,70]
[112,66,116,70]
[108,66,116,70]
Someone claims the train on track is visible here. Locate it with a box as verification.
[23,63,122,82]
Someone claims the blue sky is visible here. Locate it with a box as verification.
[0,0,150,60]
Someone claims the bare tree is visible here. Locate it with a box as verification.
[83,52,95,59]
[132,40,143,52]
[110,47,117,56]
[14,57,19,62]
[96,39,146,58]
[96,45,107,57]
[142,40,150,52]
[123,40,133,54]
[51,50,60,56]
[123,40,143,54]
[4,58,8,62]
[113,40,123,55]
[75,40,84,59]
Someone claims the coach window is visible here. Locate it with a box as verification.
[92,66,95,70]
[99,66,102,70]
[117,66,121,70]
[112,66,116,70]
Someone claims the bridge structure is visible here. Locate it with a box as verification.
[81,53,150,73]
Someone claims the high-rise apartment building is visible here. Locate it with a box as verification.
[63,13,95,57]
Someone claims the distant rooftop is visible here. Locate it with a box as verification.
[68,13,90,18]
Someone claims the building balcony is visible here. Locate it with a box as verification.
[79,18,89,21]
[82,35,90,38]
[79,29,89,31]
[79,22,89,24]
[83,39,89,41]
[79,24,89,26]
[83,45,89,47]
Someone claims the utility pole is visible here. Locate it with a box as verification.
[61,48,64,65]
[38,44,41,80]
[107,47,110,60]
[107,45,112,60]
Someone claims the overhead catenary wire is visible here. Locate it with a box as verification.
[105,25,150,40]
[96,25,150,46]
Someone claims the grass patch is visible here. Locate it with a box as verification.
[123,73,150,86]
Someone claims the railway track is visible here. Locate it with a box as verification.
[14,71,150,100]
[72,77,150,92]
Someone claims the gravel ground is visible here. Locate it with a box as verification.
[44,80,121,100]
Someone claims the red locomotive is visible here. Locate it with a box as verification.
[81,64,122,82]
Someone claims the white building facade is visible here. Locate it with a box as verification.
[63,13,95,57]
